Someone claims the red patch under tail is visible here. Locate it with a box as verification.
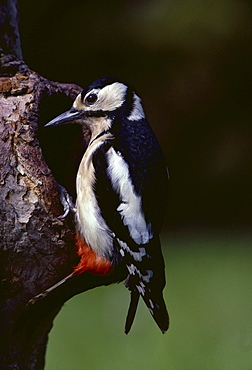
[73,234,113,276]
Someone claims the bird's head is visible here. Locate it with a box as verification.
[45,78,145,135]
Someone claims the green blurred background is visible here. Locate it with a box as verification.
[18,0,252,368]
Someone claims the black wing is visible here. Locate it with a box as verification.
[92,129,169,333]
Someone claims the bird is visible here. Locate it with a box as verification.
[44,77,169,334]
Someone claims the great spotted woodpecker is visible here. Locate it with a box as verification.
[45,77,169,334]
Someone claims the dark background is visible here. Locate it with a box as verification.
[19,0,252,233]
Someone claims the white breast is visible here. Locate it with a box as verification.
[76,135,114,258]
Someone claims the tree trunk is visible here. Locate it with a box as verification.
[0,1,127,368]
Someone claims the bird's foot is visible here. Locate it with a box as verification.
[57,183,76,219]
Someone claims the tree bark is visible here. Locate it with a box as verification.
[0,1,127,368]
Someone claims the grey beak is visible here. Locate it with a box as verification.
[45,109,82,127]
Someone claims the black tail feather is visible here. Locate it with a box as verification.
[124,290,140,334]
[142,291,169,334]
[124,236,169,334]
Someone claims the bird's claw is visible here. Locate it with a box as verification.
[57,183,76,220]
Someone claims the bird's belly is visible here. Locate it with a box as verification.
[76,151,113,259]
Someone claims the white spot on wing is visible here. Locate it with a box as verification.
[119,248,125,257]
[149,299,154,309]
[148,307,154,315]
[127,263,153,285]
[106,147,153,245]
[136,282,145,295]
[142,269,153,283]
[117,239,147,262]
[128,93,145,121]
[127,263,138,275]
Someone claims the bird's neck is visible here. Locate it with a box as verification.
[89,116,113,145]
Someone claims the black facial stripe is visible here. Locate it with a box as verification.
[124,87,134,115]
[81,89,88,101]
[89,129,111,146]
[86,110,113,118]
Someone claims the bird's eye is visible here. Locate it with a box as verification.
[85,93,98,105]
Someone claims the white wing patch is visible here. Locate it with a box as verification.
[106,147,153,245]
[127,93,145,121]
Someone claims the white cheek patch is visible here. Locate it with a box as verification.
[127,93,145,121]
[74,83,127,112]
[106,147,153,245]
[97,83,128,111]
[82,83,128,112]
